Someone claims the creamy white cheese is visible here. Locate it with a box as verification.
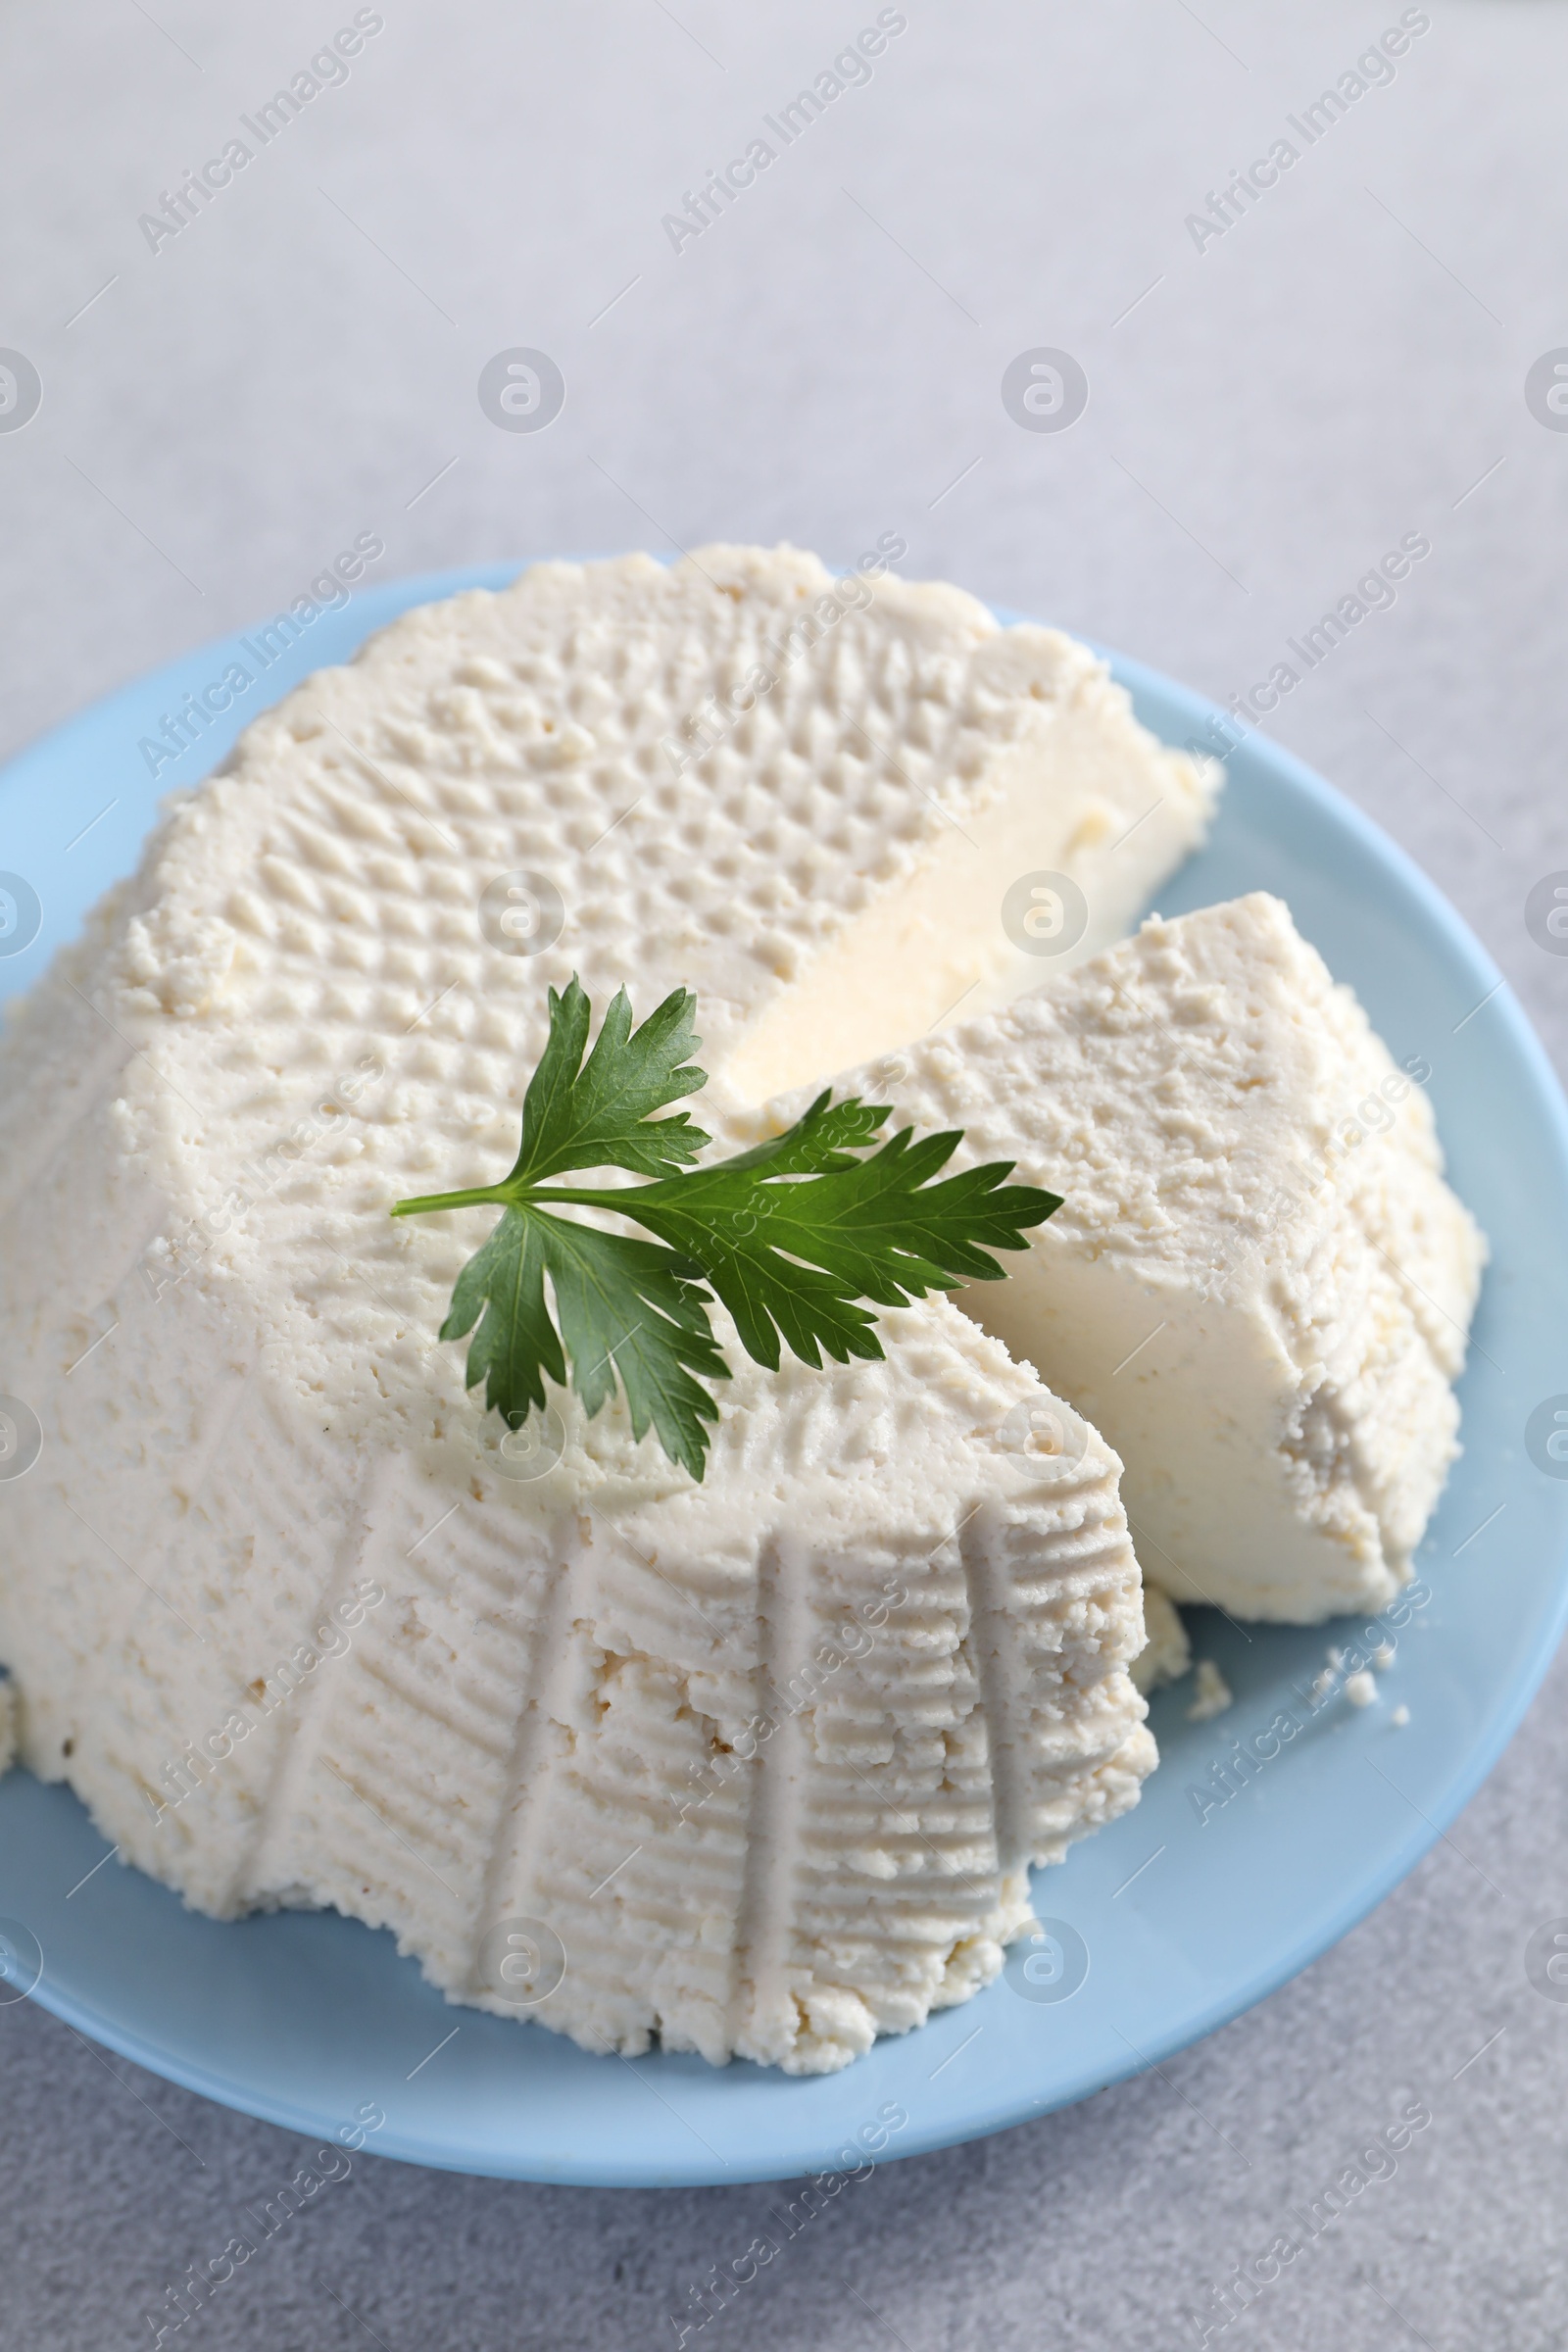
[1187,1660,1234,1722]
[0,547,1180,2073]
[1130,1588,1190,1695]
[776,895,1486,1623]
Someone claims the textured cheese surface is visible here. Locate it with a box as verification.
[0,546,1178,2072]
[773,896,1486,1623]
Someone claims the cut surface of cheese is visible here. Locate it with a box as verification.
[0,547,1172,2072]
[770,896,1486,1624]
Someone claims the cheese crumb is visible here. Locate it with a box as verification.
[1391,1703,1410,1728]
[1345,1670,1377,1708]
[1187,1659,1233,1721]
[1371,1642,1396,1670]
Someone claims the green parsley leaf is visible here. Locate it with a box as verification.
[392,977,1061,1481]
[505,974,710,1184]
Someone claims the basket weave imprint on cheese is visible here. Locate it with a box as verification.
[0,546,1221,2072]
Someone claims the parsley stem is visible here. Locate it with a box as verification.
[391,1182,659,1219]
[390,1185,514,1217]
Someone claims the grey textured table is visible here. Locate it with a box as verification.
[3,4,1567,2346]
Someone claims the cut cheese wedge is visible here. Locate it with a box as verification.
[0,547,1191,2072]
[767,895,1486,1624]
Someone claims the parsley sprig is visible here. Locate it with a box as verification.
[392,977,1059,1480]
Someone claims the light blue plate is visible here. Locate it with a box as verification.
[3,565,1566,2187]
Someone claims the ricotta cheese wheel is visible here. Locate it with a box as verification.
[790,895,1486,1623]
[0,546,1191,2072]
